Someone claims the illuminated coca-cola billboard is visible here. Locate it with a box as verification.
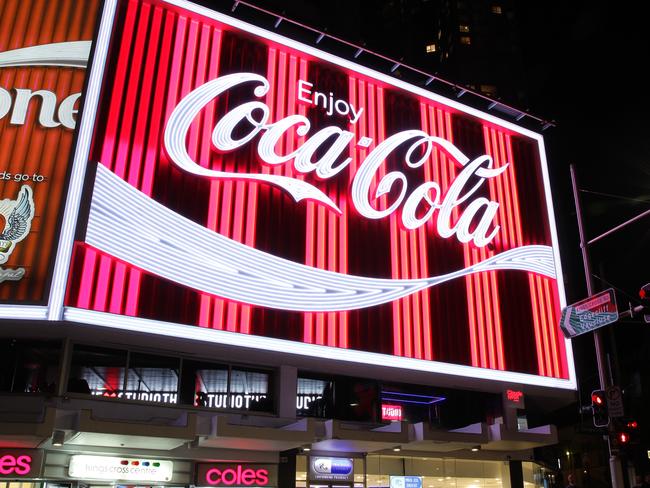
[62,0,575,389]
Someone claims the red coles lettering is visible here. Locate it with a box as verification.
[205,465,269,486]
[0,455,32,475]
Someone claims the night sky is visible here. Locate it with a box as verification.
[519,1,649,302]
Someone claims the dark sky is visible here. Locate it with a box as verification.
[515,1,650,395]
[517,1,649,304]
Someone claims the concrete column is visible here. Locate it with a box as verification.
[508,460,524,488]
[277,365,298,419]
[56,337,73,397]
[279,449,297,488]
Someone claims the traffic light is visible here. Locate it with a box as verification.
[591,389,609,427]
[611,419,640,452]
[625,419,640,444]
[640,283,650,323]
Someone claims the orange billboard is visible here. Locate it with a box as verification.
[0,0,100,303]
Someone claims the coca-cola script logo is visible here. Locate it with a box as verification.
[86,72,558,313]
[165,73,506,248]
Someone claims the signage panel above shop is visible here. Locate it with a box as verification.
[68,455,173,482]
[309,457,354,482]
[0,449,44,478]
[504,389,525,408]
[390,476,423,488]
[59,0,575,390]
[196,463,277,487]
[381,404,403,421]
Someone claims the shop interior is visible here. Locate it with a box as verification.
[295,456,545,488]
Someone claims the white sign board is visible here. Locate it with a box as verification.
[68,455,173,482]
[560,289,618,338]
[606,386,624,418]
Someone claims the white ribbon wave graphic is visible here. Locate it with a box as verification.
[86,164,557,312]
[0,41,91,69]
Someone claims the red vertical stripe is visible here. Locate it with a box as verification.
[484,126,564,376]
[109,3,157,314]
[77,0,140,311]
[131,8,187,317]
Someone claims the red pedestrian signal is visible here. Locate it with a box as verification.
[612,419,640,449]
[641,287,647,299]
[625,419,640,444]
[640,283,650,323]
[591,390,609,427]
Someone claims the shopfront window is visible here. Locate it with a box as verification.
[523,461,553,487]
[69,346,179,405]
[125,352,180,404]
[362,456,510,488]
[181,360,229,408]
[0,482,43,488]
[67,344,273,412]
[296,455,364,488]
[68,345,127,398]
[180,361,273,412]
[230,368,272,412]
[297,374,378,421]
[297,377,330,417]
[0,339,61,394]
[380,386,445,424]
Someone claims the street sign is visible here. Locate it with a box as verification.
[560,289,618,338]
[606,386,625,418]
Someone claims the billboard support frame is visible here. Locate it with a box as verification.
[46,0,119,321]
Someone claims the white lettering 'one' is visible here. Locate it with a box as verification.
[0,87,80,129]
[164,72,510,247]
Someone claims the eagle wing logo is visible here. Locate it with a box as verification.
[0,185,35,264]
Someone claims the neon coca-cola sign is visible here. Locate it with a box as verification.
[108,70,556,313]
[165,73,506,248]
[60,0,575,389]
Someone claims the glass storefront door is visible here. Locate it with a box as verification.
[296,455,552,488]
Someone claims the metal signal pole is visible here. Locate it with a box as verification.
[570,163,624,488]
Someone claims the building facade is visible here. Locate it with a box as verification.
[1,1,574,488]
